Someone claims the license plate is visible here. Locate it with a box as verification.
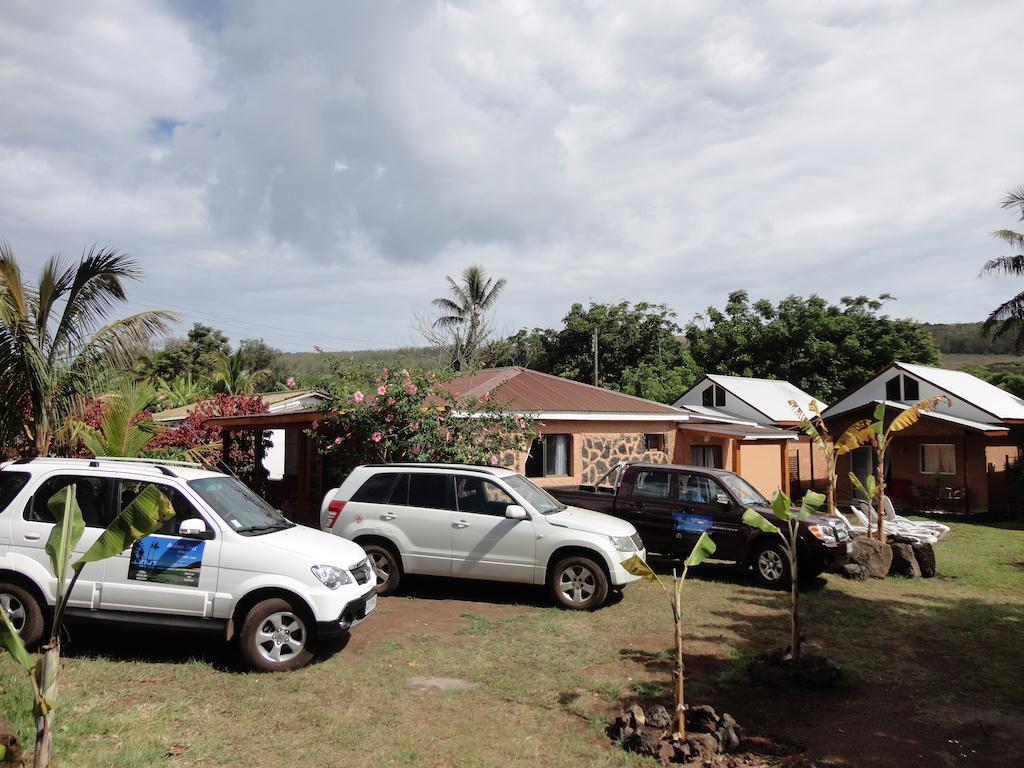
[844,542,852,554]
[364,594,377,613]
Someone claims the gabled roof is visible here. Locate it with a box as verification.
[674,374,825,424]
[154,390,326,423]
[824,362,1024,423]
[443,367,690,420]
[829,399,1008,436]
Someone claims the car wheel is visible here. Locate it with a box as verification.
[363,543,401,596]
[549,556,609,610]
[0,582,44,647]
[752,541,791,589]
[239,598,315,672]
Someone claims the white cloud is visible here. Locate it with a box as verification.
[1,0,1022,351]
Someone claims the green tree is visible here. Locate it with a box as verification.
[981,186,1024,351]
[0,244,174,455]
[212,349,271,395]
[67,381,160,457]
[685,291,939,402]
[430,265,507,370]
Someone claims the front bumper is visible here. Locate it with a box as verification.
[316,584,377,640]
[608,548,648,586]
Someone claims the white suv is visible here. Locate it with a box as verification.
[321,463,646,610]
[0,457,375,671]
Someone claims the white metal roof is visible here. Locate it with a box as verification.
[676,423,798,441]
[895,363,1024,420]
[866,400,1007,434]
[682,374,825,422]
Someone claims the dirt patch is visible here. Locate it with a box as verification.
[408,676,477,692]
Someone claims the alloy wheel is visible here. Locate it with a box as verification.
[254,611,307,664]
[758,549,785,582]
[558,564,596,605]
[0,592,26,634]
[369,552,390,585]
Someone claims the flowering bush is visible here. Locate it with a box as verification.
[313,368,535,472]
[148,394,270,476]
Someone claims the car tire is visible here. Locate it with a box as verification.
[0,582,45,647]
[363,543,401,596]
[752,540,791,589]
[549,556,609,610]
[239,598,315,672]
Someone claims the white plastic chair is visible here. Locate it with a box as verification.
[883,496,950,540]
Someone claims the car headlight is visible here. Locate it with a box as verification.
[807,525,836,544]
[609,535,637,552]
[311,564,353,589]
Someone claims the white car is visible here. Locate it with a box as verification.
[0,457,375,671]
[321,463,646,610]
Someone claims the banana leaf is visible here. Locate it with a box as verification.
[684,532,716,567]
[0,607,34,671]
[742,508,780,534]
[74,484,174,566]
[44,485,84,584]
[620,554,659,583]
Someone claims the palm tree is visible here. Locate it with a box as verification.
[981,186,1024,350]
[68,380,161,457]
[0,243,175,455]
[431,265,507,370]
[212,349,270,395]
[154,374,210,409]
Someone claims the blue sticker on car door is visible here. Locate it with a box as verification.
[128,536,205,587]
[672,512,713,533]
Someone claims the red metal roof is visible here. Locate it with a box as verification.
[443,367,686,415]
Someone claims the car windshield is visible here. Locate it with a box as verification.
[718,473,768,506]
[188,476,294,535]
[504,474,566,515]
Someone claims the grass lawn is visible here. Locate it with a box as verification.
[2,520,1022,767]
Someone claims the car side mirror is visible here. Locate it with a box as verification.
[179,518,212,539]
[505,505,528,521]
[715,493,731,506]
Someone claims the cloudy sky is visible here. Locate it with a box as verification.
[2,0,1023,351]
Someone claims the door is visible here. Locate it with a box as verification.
[618,468,678,553]
[451,477,537,582]
[384,473,455,577]
[16,473,115,609]
[674,472,746,561]
[99,478,221,617]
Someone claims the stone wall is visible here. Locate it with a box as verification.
[579,432,669,484]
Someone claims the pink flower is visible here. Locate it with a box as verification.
[381,367,388,377]
[482,392,490,401]
[411,445,421,455]
[444,429,451,443]
[385,414,394,422]
[489,455,499,465]
[408,421,419,431]
[387,397,396,405]
[454,390,461,398]
[286,377,296,388]
[377,385,388,396]
[406,384,417,395]
[313,345,323,353]
[372,432,383,443]
[333,436,341,444]
[311,420,319,430]
[353,391,365,403]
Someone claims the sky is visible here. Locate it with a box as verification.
[2,0,1023,352]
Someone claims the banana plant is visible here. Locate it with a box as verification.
[789,399,870,517]
[850,396,951,542]
[621,532,716,740]
[742,490,825,664]
[0,483,172,768]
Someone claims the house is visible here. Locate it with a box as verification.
[673,374,828,496]
[823,362,1024,514]
[444,367,798,497]
[155,389,328,481]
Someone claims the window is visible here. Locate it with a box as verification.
[644,433,666,452]
[25,475,114,528]
[388,474,410,505]
[690,445,722,468]
[886,374,921,401]
[885,375,901,400]
[701,385,726,407]
[676,473,727,505]
[352,473,400,504]
[631,470,672,499]
[903,376,919,400]
[188,477,293,534]
[118,480,205,537]
[408,473,455,510]
[525,435,570,477]
[455,477,516,515]
[0,471,30,512]
[504,474,565,514]
[920,444,955,475]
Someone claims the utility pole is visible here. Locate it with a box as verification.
[592,328,599,386]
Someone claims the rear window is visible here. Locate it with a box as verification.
[0,471,30,512]
[24,475,115,528]
[351,473,400,504]
[408,473,454,510]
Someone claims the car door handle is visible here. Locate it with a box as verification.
[24,532,41,541]
[453,520,471,528]
[381,513,397,521]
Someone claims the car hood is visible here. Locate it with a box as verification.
[546,505,636,537]
[244,523,367,568]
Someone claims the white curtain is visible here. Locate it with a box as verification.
[921,444,955,475]
[547,435,568,476]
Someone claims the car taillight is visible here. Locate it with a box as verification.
[326,499,346,528]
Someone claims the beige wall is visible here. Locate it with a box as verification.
[737,442,785,498]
